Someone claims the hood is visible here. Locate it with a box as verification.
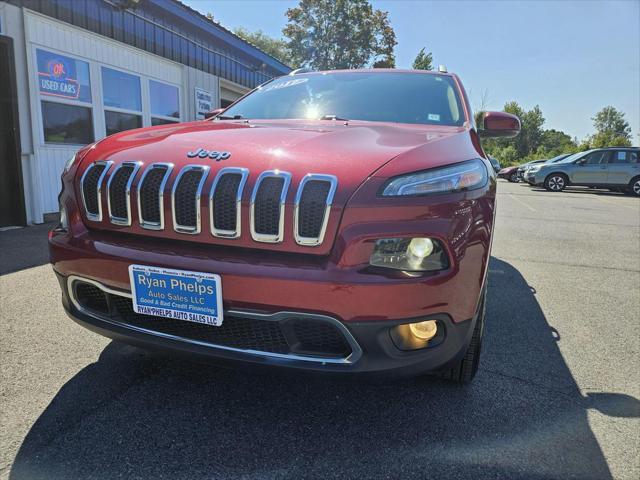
[85,119,467,198]
[75,119,470,254]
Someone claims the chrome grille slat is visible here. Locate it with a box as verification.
[209,167,249,238]
[80,163,336,246]
[171,165,210,234]
[137,163,173,230]
[107,162,141,226]
[294,174,338,246]
[250,170,292,243]
[80,161,112,222]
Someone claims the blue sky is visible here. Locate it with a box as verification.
[183,0,640,141]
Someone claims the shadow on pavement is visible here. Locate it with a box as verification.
[10,258,639,479]
[0,223,54,275]
[527,185,635,197]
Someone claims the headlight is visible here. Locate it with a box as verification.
[529,166,542,173]
[381,159,488,196]
[369,237,449,272]
[63,153,78,173]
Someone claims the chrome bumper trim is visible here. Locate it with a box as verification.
[67,275,362,366]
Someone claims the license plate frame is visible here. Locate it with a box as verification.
[128,264,223,326]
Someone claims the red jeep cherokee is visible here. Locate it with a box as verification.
[49,69,519,382]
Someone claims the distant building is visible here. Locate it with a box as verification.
[0,0,290,225]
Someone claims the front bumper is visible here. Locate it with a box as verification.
[525,171,544,185]
[56,271,478,377]
[49,179,493,376]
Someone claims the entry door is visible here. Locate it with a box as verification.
[607,150,640,185]
[571,151,610,185]
[0,36,27,227]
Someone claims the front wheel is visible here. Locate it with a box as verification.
[628,177,640,197]
[545,174,567,192]
[438,290,485,383]
[509,172,519,183]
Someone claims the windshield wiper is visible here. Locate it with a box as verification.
[319,114,349,121]
[216,114,244,120]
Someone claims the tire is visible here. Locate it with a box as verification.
[544,173,567,192]
[628,177,640,197]
[509,172,519,183]
[438,290,486,383]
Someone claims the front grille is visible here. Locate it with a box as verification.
[254,177,284,235]
[172,166,208,233]
[81,163,109,219]
[294,175,337,246]
[71,280,354,360]
[107,163,138,224]
[139,164,171,228]
[81,162,338,247]
[250,171,291,243]
[212,174,241,231]
[298,181,331,238]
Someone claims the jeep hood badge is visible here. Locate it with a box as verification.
[187,148,231,161]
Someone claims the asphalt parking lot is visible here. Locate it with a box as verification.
[1,181,639,480]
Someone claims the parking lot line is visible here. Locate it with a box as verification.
[508,193,538,212]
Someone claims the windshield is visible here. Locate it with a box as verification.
[220,72,466,126]
[547,153,570,163]
[558,151,591,163]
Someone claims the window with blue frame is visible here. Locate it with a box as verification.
[149,79,180,124]
[101,66,142,111]
[36,49,94,144]
[101,66,142,135]
[36,49,92,103]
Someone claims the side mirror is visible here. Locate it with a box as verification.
[576,158,586,165]
[479,111,521,138]
[204,108,225,119]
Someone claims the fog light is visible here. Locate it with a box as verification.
[409,320,438,341]
[407,238,434,267]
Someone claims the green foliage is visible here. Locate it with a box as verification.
[480,101,586,167]
[283,0,397,70]
[412,48,433,71]
[592,106,632,139]
[234,27,292,66]
[588,132,632,148]
[583,106,632,148]
[498,145,519,166]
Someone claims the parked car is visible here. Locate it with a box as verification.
[519,154,572,183]
[489,156,501,173]
[48,69,520,383]
[517,159,549,180]
[498,165,520,182]
[525,147,640,194]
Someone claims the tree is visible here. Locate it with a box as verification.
[587,106,632,147]
[234,27,291,66]
[480,101,579,165]
[538,129,578,156]
[412,47,433,71]
[283,0,397,70]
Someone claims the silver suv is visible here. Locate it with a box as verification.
[525,148,640,196]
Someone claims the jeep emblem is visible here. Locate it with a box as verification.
[187,148,231,161]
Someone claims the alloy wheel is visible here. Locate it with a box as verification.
[633,180,640,196]
[548,176,565,191]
